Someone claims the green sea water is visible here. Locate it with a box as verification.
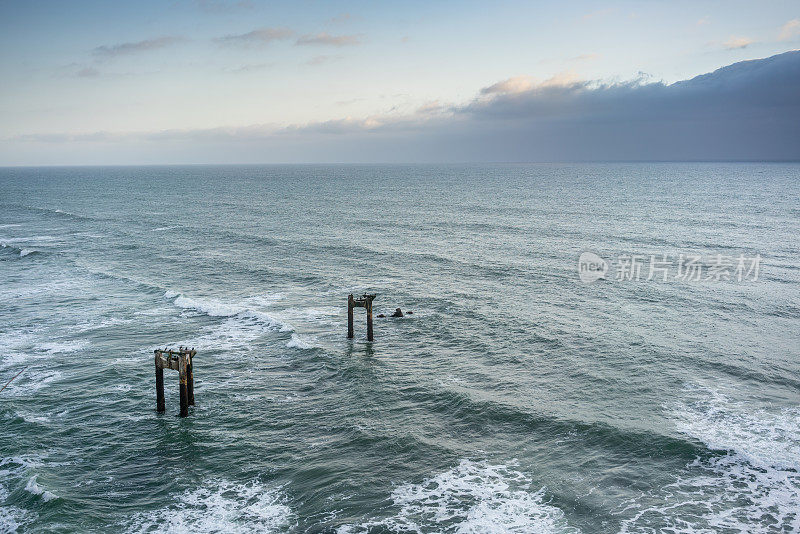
[1,163,799,532]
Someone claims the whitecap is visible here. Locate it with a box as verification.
[620,386,800,532]
[0,456,43,530]
[123,479,293,533]
[672,386,800,470]
[24,475,59,502]
[17,411,51,425]
[19,248,35,257]
[349,459,577,533]
[286,334,316,350]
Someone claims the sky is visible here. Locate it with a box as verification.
[0,0,799,164]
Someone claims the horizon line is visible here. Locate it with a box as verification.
[3,159,800,168]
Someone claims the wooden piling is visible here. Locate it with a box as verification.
[154,347,197,417]
[366,299,374,342]
[154,352,165,413]
[178,352,189,418]
[347,294,355,338]
[347,293,376,341]
[186,352,195,406]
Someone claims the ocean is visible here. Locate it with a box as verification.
[1,163,798,533]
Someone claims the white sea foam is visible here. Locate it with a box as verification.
[167,319,262,352]
[620,386,800,532]
[164,291,294,332]
[349,459,577,533]
[24,475,58,502]
[3,277,87,300]
[17,411,52,425]
[0,331,37,368]
[286,333,316,350]
[1,332,87,368]
[173,294,244,317]
[19,248,35,257]
[0,506,37,533]
[2,369,64,396]
[123,479,293,534]
[674,387,800,470]
[39,340,89,355]
[0,456,42,531]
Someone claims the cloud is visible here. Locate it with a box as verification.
[416,101,449,115]
[6,52,800,164]
[779,19,800,41]
[481,76,534,95]
[215,27,294,46]
[296,33,360,46]
[92,36,184,57]
[480,72,580,95]
[722,36,753,50]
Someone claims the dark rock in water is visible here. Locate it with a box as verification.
[377,314,386,318]
[391,308,404,317]
[406,311,413,315]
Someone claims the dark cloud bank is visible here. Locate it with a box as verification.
[5,51,800,164]
[442,50,800,162]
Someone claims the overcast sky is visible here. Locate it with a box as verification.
[1,0,798,164]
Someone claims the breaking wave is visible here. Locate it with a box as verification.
[345,459,578,533]
[24,475,58,502]
[620,386,800,532]
[123,479,293,534]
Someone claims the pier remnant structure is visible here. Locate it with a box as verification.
[154,347,196,417]
[348,293,376,341]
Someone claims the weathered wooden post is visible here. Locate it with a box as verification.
[348,294,355,339]
[347,293,376,341]
[154,347,197,417]
[186,352,195,406]
[178,350,189,418]
[366,298,374,342]
[155,352,165,413]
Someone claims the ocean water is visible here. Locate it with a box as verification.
[1,163,799,533]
